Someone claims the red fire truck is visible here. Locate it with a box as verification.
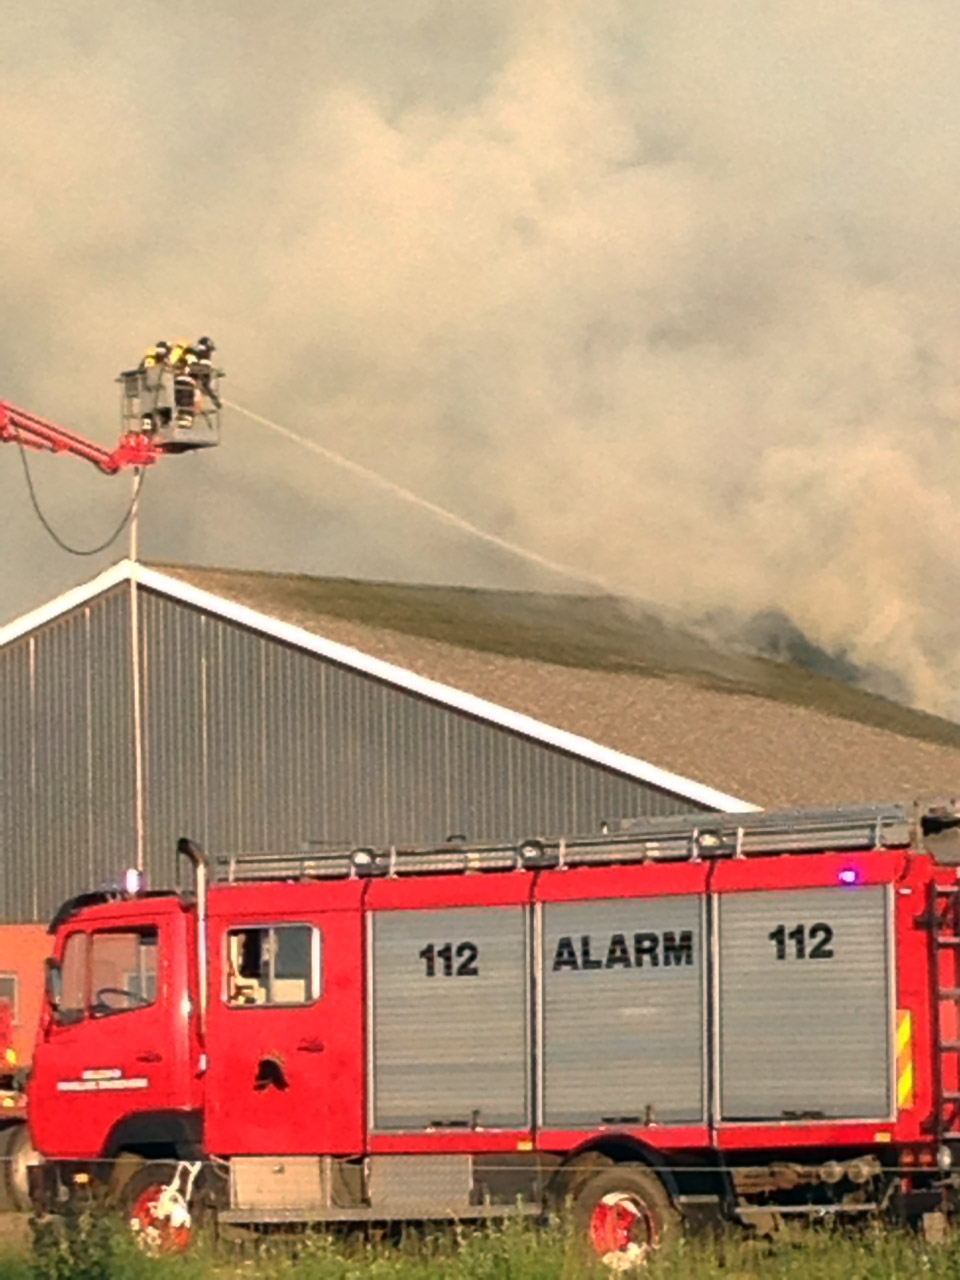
[25,803,960,1264]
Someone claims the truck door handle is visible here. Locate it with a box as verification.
[296,1038,324,1054]
[136,1052,162,1064]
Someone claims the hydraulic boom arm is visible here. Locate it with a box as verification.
[0,401,162,475]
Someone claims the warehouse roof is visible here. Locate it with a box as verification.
[0,560,752,814]
[6,560,960,810]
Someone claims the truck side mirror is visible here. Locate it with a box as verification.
[44,958,62,1012]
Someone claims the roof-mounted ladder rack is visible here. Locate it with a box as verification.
[213,802,923,885]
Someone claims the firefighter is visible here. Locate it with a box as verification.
[170,340,199,427]
[193,336,221,409]
[138,341,172,432]
[138,339,171,371]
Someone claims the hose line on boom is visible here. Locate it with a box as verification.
[12,422,145,556]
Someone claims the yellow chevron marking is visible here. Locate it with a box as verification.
[896,1010,913,1110]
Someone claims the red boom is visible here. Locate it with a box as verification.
[0,401,162,475]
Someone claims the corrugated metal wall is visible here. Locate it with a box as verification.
[0,587,136,922]
[0,584,706,922]
[138,590,704,860]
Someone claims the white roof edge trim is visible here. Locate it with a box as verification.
[131,563,758,814]
[0,560,134,649]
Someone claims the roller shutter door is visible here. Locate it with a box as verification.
[370,906,529,1130]
[718,885,891,1121]
[541,895,705,1127]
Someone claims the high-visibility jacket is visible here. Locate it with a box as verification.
[169,340,197,370]
[141,345,170,369]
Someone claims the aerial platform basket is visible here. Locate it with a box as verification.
[118,364,222,453]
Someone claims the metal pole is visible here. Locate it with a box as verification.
[129,466,140,564]
[130,469,145,872]
[177,840,209,1051]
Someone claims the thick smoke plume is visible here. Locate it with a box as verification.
[3,2,960,717]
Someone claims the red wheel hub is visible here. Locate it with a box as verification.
[589,1191,657,1260]
[129,1184,192,1255]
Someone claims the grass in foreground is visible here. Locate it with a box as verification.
[10,1215,960,1280]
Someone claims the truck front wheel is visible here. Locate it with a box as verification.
[574,1166,678,1269]
[121,1161,197,1255]
[0,1123,38,1213]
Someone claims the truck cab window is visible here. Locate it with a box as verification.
[226,925,319,1006]
[57,933,87,1025]
[90,929,158,1017]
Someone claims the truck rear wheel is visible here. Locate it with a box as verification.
[121,1161,197,1255]
[574,1166,678,1269]
[560,1150,614,1200]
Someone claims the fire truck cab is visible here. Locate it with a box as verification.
[26,806,960,1263]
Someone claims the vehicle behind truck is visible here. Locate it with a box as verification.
[0,1001,34,1212]
[26,804,960,1265]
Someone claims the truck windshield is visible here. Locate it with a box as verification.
[53,928,158,1022]
[91,930,158,1017]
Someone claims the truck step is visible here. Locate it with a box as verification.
[735,1204,878,1220]
[939,1041,960,1052]
[938,989,960,999]
[940,1092,960,1103]
[936,937,960,947]
[218,1203,542,1225]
